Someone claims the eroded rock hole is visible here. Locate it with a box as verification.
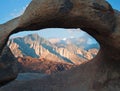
[7,28,100,80]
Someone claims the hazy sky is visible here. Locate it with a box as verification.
[0,0,120,44]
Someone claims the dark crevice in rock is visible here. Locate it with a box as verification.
[59,0,73,13]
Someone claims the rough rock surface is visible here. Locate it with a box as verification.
[0,46,18,86]
[0,0,120,91]
[17,56,75,74]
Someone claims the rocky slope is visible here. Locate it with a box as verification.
[17,56,75,74]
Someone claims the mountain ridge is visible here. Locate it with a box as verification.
[8,33,99,65]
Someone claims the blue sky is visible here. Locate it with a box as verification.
[0,0,119,24]
[11,28,84,39]
[0,0,32,24]
[0,0,120,44]
[107,0,120,10]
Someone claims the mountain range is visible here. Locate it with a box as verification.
[8,34,99,74]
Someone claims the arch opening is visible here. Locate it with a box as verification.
[7,28,100,80]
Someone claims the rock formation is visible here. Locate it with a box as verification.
[0,0,120,91]
[0,46,18,86]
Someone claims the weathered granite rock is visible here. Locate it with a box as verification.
[0,0,120,91]
[0,46,18,86]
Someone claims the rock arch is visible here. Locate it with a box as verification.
[0,0,120,91]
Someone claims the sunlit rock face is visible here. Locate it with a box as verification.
[0,0,120,91]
